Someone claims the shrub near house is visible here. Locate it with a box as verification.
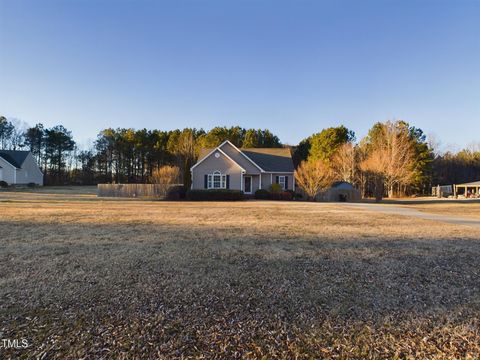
[254,187,295,201]
[186,189,244,201]
[166,185,186,200]
[254,189,270,200]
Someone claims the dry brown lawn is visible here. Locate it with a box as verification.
[1,189,480,358]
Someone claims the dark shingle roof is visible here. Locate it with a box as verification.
[240,148,294,172]
[0,150,30,168]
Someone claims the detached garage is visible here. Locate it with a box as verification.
[322,181,361,202]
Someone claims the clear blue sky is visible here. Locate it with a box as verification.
[1,0,479,150]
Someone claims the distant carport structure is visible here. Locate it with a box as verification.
[453,181,480,198]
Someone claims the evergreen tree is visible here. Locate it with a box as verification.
[309,126,355,162]
[44,125,76,182]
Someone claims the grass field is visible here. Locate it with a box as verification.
[1,188,480,358]
[406,202,480,220]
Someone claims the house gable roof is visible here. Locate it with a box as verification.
[0,150,30,168]
[191,145,246,172]
[219,141,264,172]
[195,142,294,173]
[198,148,216,162]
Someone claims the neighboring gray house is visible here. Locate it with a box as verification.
[0,150,44,185]
[191,140,295,194]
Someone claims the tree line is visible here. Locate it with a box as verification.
[0,116,281,187]
[1,115,479,197]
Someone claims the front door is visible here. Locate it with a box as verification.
[244,176,252,194]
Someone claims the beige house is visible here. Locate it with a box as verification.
[0,150,44,185]
[191,140,294,194]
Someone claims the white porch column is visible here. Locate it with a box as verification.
[259,173,262,189]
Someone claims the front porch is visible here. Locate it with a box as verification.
[242,174,261,195]
[242,173,294,194]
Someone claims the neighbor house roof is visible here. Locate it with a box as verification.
[0,150,30,168]
[197,145,294,172]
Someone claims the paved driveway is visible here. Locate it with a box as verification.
[344,202,480,229]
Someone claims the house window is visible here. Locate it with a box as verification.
[208,171,226,189]
[278,176,286,190]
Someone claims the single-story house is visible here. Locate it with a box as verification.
[0,150,44,185]
[191,140,295,194]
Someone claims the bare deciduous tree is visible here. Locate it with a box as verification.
[150,165,180,195]
[9,119,28,150]
[331,142,358,184]
[295,159,333,200]
[361,121,415,198]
